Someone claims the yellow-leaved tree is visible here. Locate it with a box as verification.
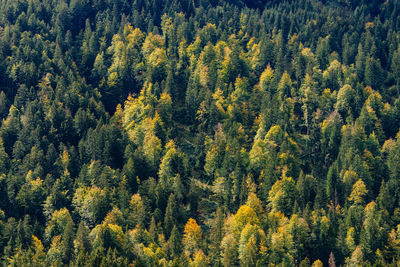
[183,218,203,257]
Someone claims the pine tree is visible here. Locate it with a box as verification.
[61,219,75,264]
[391,47,400,97]
[169,225,182,258]
[164,193,178,237]
[74,221,91,256]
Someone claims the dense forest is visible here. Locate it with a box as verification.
[0,0,400,265]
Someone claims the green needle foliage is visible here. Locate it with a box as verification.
[0,0,400,265]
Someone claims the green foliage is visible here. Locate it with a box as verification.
[72,186,110,227]
[0,0,400,266]
[268,175,298,217]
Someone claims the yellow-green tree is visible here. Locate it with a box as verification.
[268,175,298,216]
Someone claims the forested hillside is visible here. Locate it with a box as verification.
[1,0,400,265]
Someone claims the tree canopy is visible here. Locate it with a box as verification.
[1,0,400,265]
